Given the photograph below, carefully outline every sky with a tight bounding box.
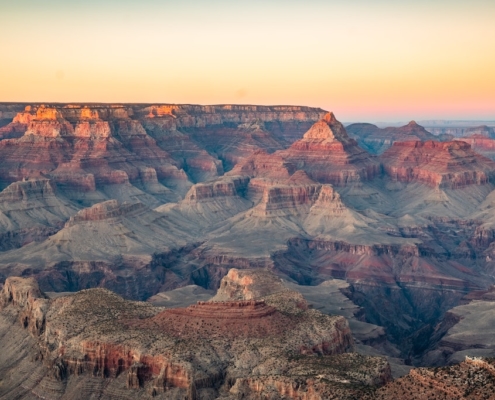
[0,0,494,122]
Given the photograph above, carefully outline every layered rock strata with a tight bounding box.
[0,178,78,250]
[347,121,448,154]
[0,200,196,298]
[0,105,190,203]
[0,273,393,399]
[277,113,380,185]
[380,140,495,188]
[458,135,495,161]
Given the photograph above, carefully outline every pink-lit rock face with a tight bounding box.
[5,102,495,382]
[0,104,190,201]
[380,140,495,188]
[458,135,495,161]
[277,113,380,185]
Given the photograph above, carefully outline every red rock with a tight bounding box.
[227,149,296,179]
[464,125,495,138]
[142,117,223,182]
[183,176,249,202]
[347,121,450,154]
[380,140,495,188]
[277,113,380,185]
[458,135,495,161]
[188,122,286,171]
[0,274,372,399]
[249,172,321,217]
[369,358,495,399]
[0,105,190,199]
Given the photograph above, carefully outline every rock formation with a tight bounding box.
[458,135,495,161]
[0,200,195,298]
[0,272,393,399]
[0,105,190,205]
[347,120,448,154]
[3,102,495,374]
[464,125,495,138]
[0,178,78,251]
[380,140,495,188]
[366,357,495,399]
[277,113,380,185]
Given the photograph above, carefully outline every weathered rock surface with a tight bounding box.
[347,121,449,154]
[277,113,380,185]
[0,178,79,251]
[0,200,196,298]
[419,285,495,366]
[187,121,286,171]
[4,103,495,373]
[464,125,495,138]
[366,357,495,399]
[0,105,190,205]
[380,140,495,188]
[458,135,495,161]
[0,273,392,399]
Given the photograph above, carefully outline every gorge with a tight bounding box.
[1,102,495,398]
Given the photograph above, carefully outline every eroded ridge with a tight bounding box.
[0,271,387,399]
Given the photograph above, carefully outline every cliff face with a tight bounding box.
[380,140,495,188]
[0,103,323,202]
[0,178,79,250]
[0,272,390,400]
[458,135,495,161]
[347,121,446,155]
[277,113,380,185]
[0,105,190,205]
[4,103,495,374]
[367,358,495,399]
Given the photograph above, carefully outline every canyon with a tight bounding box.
[1,103,495,398]
[0,270,392,399]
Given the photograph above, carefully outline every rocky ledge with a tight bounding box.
[380,140,495,188]
[0,270,393,399]
[277,113,380,185]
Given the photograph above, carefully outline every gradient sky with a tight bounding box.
[1,0,494,121]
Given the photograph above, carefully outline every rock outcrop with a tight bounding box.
[0,178,78,250]
[347,121,448,154]
[380,140,495,188]
[420,285,495,366]
[458,135,495,161]
[464,125,495,138]
[187,121,287,171]
[0,105,191,204]
[367,357,495,399]
[0,200,196,298]
[4,102,495,373]
[0,272,392,399]
[277,113,380,185]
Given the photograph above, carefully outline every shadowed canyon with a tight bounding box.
[1,103,495,399]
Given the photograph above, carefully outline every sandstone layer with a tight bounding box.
[0,178,78,251]
[346,121,449,154]
[458,135,495,161]
[380,140,495,188]
[277,113,380,185]
[0,273,393,399]
[3,103,495,370]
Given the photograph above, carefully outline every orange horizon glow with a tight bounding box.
[1,0,494,122]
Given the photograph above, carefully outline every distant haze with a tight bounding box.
[0,0,494,121]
